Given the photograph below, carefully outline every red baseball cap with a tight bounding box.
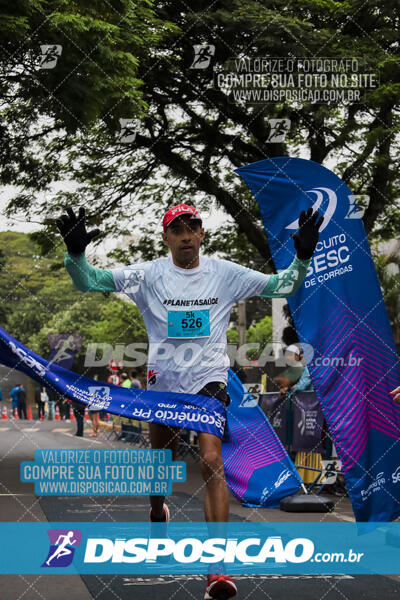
[162,203,202,232]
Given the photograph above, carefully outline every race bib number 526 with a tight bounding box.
[167,309,210,338]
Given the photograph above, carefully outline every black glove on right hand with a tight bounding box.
[56,207,100,255]
[292,207,324,260]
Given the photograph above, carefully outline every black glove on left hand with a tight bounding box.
[292,207,324,260]
[56,207,100,255]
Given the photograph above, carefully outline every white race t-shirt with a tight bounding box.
[111,256,269,394]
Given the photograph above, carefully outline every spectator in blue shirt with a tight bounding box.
[290,365,313,394]
[10,385,19,411]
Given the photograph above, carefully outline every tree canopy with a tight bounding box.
[0,0,398,270]
[0,232,147,369]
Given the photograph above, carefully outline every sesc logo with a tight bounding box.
[285,187,337,233]
[392,466,400,484]
[274,469,292,489]
[285,189,369,233]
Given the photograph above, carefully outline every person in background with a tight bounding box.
[119,371,137,429]
[65,399,71,421]
[233,366,247,384]
[88,406,101,437]
[46,387,57,420]
[16,384,27,419]
[40,387,49,418]
[35,386,45,420]
[10,385,19,414]
[288,357,313,396]
[107,359,121,385]
[120,372,132,388]
[274,344,304,394]
[71,399,85,436]
[88,378,102,437]
[129,371,142,389]
[60,396,71,421]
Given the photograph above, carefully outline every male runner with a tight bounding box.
[57,203,322,599]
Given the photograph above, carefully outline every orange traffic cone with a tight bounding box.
[55,405,61,421]
[13,407,18,419]
[40,410,45,421]
[1,405,8,420]
[27,405,33,420]
[84,408,90,421]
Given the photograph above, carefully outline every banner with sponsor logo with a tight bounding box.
[0,326,301,505]
[224,370,301,507]
[236,157,400,522]
[259,392,288,445]
[292,392,324,452]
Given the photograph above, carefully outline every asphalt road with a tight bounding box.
[0,418,398,600]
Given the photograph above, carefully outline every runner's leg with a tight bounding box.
[149,422,180,519]
[198,431,229,522]
[94,412,100,435]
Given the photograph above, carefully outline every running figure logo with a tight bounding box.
[190,44,215,69]
[42,529,82,567]
[266,118,291,143]
[39,45,62,69]
[345,194,370,219]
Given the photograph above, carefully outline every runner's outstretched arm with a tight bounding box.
[260,207,323,298]
[260,254,311,298]
[64,252,115,292]
[56,207,116,292]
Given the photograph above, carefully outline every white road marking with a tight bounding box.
[63,433,101,443]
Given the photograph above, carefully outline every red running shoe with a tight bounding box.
[204,574,237,599]
[149,503,170,522]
